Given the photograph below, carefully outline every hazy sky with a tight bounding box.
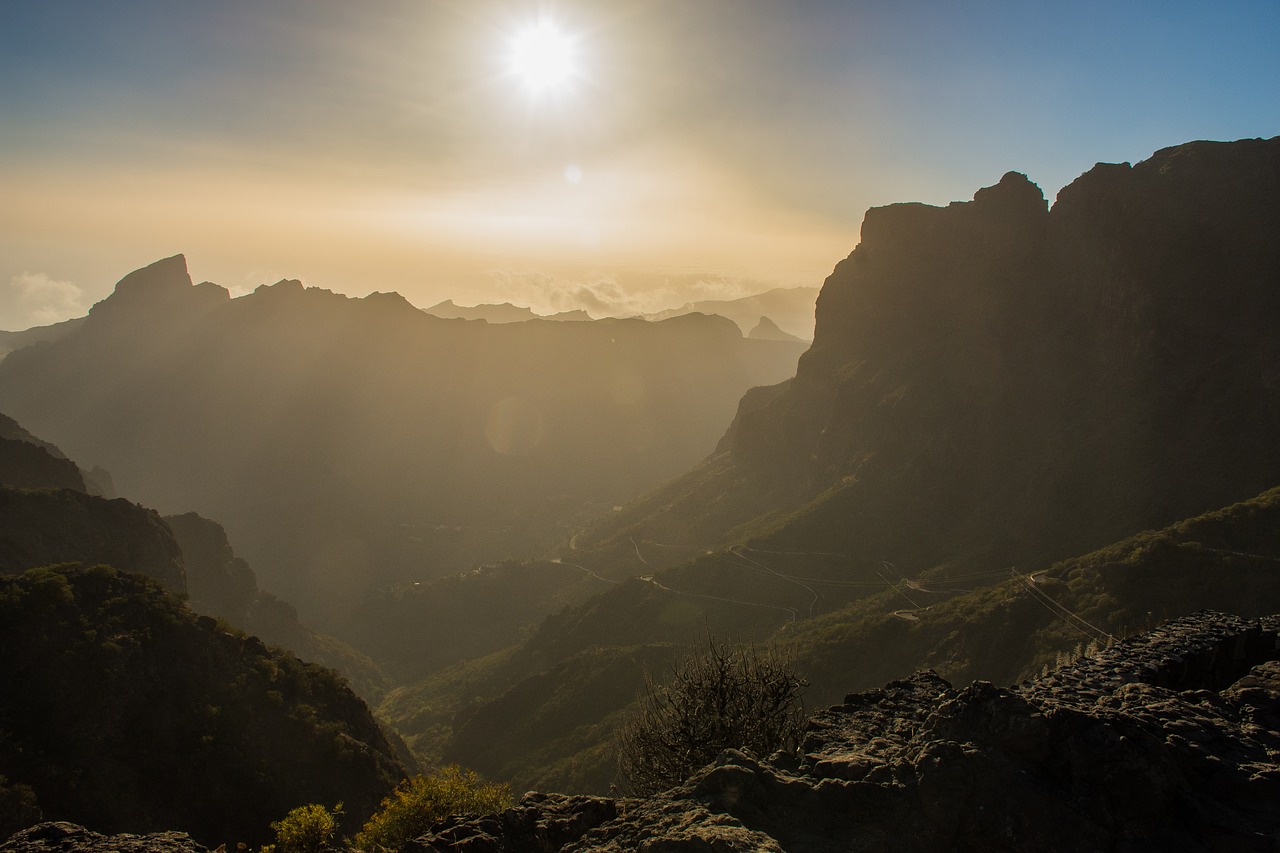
[2,0,1277,330]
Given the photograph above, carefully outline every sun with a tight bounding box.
[508,21,577,95]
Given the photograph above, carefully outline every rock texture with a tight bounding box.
[1,823,206,853]
[414,612,1280,852]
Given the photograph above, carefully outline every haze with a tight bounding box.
[1,0,1276,329]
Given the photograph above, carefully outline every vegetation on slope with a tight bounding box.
[0,564,404,847]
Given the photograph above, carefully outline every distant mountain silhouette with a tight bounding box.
[747,315,804,342]
[0,317,85,361]
[645,286,818,340]
[0,262,806,615]
[543,309,593,322]
[424,299,539,323]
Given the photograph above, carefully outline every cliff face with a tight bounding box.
[589,137,1280,575]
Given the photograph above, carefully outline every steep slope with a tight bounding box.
[0,414,387,700]
[0,259,806,615]
[164,512,390,699]
[0,489,186,592]
[0,440,85,492]
[0,565,405,847]
[578,137,1280,579]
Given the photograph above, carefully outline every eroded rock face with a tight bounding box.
[414,611,1280,852]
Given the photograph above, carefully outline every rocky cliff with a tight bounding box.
[579,137,1280,579]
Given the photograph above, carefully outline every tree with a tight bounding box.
[352,767,510,852]
[616,636,807,795]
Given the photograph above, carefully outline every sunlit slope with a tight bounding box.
[0,266,805,614]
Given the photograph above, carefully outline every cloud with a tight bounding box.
[1,272,88,330]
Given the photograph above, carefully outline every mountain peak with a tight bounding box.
[972,170,1047,215]
[88,254,227,322]
[747,315,804,342]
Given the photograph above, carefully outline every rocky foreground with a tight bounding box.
[6,611,1279,852]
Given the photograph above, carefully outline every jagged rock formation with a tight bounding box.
[0,565,405,847]
[410,612,1280,852]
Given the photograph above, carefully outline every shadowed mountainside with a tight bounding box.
[0,565,405,847]
[0,414,388,699]
[576,137,1280,585]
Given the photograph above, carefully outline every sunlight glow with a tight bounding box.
[509,21,577,95]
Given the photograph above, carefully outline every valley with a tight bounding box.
[2,135,1279,849]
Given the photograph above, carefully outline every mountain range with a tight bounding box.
[0,264,805,616]
[378,136,1280,791]
[0,136,1278,842]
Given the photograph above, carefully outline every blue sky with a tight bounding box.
[2,0,1277,328]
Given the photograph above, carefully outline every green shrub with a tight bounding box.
[262,803,342,853]
[353,767,509,852]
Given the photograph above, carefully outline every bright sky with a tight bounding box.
[1,0,1277,330]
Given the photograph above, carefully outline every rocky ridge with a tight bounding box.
[410,611,1280,852]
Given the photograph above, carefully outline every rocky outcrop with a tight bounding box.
[415,611,1280,852]
[1,823,206,853]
